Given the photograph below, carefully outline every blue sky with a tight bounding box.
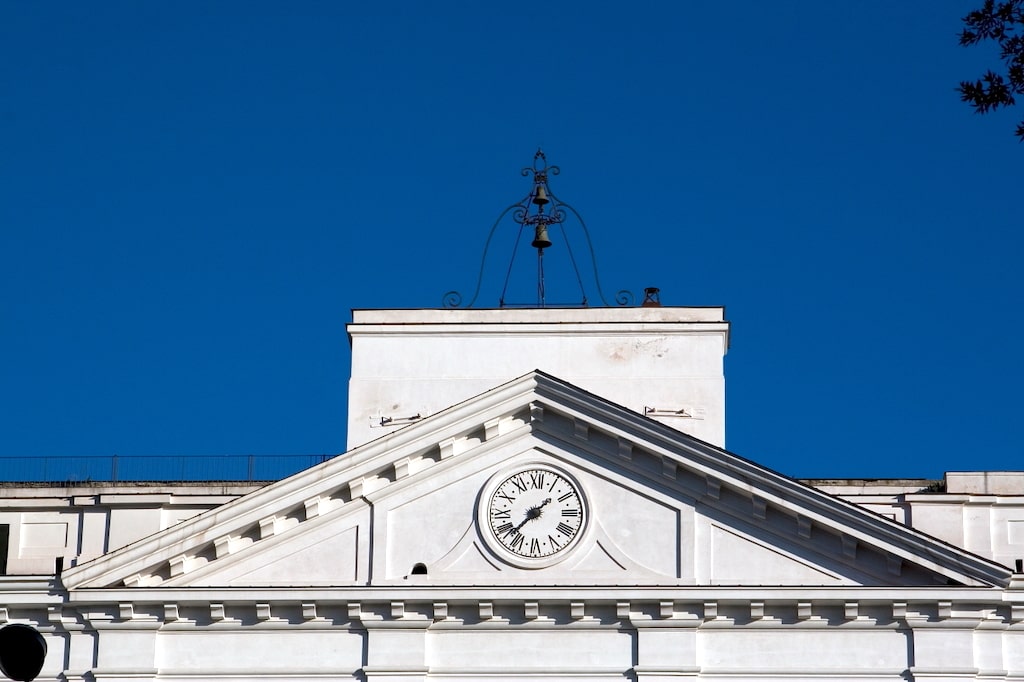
[1,1,1021,479]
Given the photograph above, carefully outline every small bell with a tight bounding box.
[531,223,552,249]
[532,185,550,206]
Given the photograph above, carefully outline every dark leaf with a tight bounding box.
[959,0,1024,139]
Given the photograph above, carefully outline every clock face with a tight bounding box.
[485,467,586,561]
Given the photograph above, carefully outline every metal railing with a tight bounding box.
[0,454,339,484]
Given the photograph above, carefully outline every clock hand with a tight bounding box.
[511,498,553,533]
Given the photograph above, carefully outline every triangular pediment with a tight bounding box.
[61,372,1012,591]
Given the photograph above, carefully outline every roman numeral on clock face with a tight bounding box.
[529,538,541,556]
[561,507,579,517]
[556,522,574,536]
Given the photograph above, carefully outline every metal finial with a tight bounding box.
[442,150,634,309]
[641,287,662,307]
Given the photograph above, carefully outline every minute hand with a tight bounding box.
[511,497,552,532]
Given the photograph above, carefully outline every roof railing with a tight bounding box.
[0,454,339,484]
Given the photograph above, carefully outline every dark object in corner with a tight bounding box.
[958,0,1024,140]
[0,624,46,681]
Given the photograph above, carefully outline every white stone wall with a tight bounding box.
[0,484,259,575]
[813,475,1024,572]
[1,475,1019,681]
[13,594,1023,682]
[347,307,730,450]
[2,475,1023,577]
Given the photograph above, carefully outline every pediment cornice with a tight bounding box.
[60,371,1014,591]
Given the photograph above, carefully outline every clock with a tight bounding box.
[481,465,587,565]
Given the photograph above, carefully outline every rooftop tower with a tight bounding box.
[346,152,729,449]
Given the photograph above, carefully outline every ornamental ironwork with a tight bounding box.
[442,150,633,308]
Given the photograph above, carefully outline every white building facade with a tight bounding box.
[2,306,1023,682]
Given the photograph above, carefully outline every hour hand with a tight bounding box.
[512,514,532,533]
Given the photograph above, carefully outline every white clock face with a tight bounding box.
[486,467,585,561]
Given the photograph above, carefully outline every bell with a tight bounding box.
[532,185,549,206]
[531,223,552,249]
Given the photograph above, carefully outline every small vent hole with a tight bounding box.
[411,563,428,575]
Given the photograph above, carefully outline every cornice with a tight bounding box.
[66,584,1009,603]
[348,322,730,337]
[60,371,1013,591]
[61,375,546,589]
[54,586,1022,634]
[528,373,1014,588]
